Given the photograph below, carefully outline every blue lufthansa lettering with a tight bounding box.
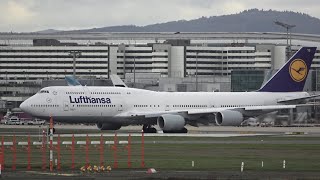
[106,98,111,103]
[69,96,75,103]
[92,98,96,103]
[101,98,106,103]
[69,96,111,104]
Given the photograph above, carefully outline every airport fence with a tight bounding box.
[0,133,146,172]
[1,130,320,172]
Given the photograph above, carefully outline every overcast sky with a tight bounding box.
[1,0,320,32]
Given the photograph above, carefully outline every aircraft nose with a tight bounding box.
[20,101,28,112]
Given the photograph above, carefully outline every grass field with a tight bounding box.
[1,134,320,173]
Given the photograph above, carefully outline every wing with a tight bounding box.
[116,104,306,119]
[115,103,320,128]
[115,109,188,119]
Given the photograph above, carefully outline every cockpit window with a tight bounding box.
[39,90,49,93]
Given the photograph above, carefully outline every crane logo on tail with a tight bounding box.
[289,59,307,82]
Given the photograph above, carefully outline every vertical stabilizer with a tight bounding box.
[258,47,316,92]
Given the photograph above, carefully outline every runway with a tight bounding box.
[1,124,320,146]
[1,124,320,136]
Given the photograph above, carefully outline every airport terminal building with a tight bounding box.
[1,32,320,123]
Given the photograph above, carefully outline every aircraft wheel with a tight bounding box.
[142,125,157,133]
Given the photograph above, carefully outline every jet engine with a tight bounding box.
[215,110,243,126]
[97,122,121,130]
[157,114,186,132]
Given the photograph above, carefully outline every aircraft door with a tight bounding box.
[117,98,125,112]
[63,101,69,111]
[165,105,169,111]
[118,104,123,112]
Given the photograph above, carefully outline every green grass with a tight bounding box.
[144,143,320,171]
[1,135,320,172]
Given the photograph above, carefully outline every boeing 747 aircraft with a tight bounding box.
[20,47,317,133]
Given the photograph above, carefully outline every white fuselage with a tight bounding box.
[20,86,309,125]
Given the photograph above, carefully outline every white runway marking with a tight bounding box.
[56,133,272,138]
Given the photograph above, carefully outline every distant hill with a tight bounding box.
[44,9,320,34]
[36,29,61,34]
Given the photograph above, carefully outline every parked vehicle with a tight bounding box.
[19,118,32,125]
[27,119,46,125]
[0,119,6,124]
[5,116,21,125]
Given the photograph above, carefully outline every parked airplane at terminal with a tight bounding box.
[65,74,127,87]
[20,47,318,133]
[65,75,82,86]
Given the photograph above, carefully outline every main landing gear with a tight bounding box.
[163,128,188,133]
[142,125,157,133]
[142,125,188,133]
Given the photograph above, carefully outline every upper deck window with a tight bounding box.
[39,90,49,93]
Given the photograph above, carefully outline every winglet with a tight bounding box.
[258,47,316,92]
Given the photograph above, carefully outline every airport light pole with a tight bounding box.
[23,71,25,95]
[123,49,126,79]
[89,70,92,86]
[69,51,82,77]
[5,71,7,94]
[226,50,229,76]
[195,52,198,92]
[133,56,136,88]
[221,51,224,76]
[274,20,296,60]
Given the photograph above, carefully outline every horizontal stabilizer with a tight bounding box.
[277,94,320,103]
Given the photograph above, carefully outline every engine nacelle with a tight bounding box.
[97,122,121,130]
[215,110,243,126]
[157,114,185,131]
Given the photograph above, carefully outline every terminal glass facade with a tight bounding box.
[231,70,265,92]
